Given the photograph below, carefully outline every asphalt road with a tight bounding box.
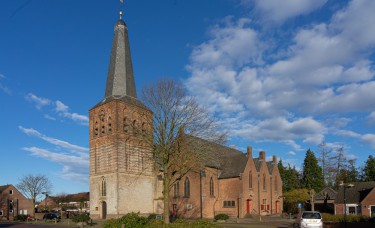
[0,222,70,228]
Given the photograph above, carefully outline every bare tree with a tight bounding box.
[317,142,334,186]
[16,174,53,217]
[141,79,226,223]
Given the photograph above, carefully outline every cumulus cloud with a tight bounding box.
[245,0,327,22]
[362,134,375,148]
[185,0,375,151]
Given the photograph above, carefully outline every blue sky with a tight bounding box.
[0,0,374,195]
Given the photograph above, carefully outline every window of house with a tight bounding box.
[184,178,190,198]
[274,178,277,191]
[263,174,266,190]
[249,171,252,189]
[9,200,13,212]
[209,177,214,196]
[101,177,106,196]
[223,201,235,207]
[173,181,180,198]
[9,190,13,195]
[0,210,3,216]
[348,206,356,215]
[261,199,267,211]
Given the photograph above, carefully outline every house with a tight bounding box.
[0,184,33,220]
[314,186,337,213]
[334,181,375,217]
[38,192,90,213]
[169,145,283,219]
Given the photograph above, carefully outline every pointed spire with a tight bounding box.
[104,11,137,98]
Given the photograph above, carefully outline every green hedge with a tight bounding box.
[72,214,91,223]
[214,214,229,221]
[104,212,217,228]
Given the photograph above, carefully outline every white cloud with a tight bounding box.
[362,134,375,148]
[55,100,89,126]
[335,130,361,138]
[248,0,327,22]
[287,151,296,156]
[22,147,88,183]
[368,112,375,124]
[185,0,375,152]
[19,126,88,153]
[0,73,11,95]
[25,93,51,109]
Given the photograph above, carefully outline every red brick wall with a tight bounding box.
[0,185,33,220]
[360,188,375,217]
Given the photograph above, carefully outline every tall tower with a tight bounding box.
[89,11,156,219]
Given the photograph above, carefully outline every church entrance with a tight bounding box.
[101,201,107,219]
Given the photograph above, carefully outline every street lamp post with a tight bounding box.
[341,183,354,225]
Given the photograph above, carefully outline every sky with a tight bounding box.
[0,0,374,195]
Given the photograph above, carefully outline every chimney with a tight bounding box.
[247,146,252,158]
[259,151,266,160]
[273,155,277,164]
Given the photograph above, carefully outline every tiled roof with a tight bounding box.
[266,161,275,174]
[0,185,10,193]
[315,187,337,200]
[253,158,263,172]
[335,181,375,204]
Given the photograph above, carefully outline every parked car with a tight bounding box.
[43,213,61,221]
[294,211,323,228]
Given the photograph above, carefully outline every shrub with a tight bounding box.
[214,214,229,221]
[104,212,148,228]
[147,213,157,220]
[14,214,28,221]
[72,214,90,223]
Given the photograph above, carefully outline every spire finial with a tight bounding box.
[119,0,124,20]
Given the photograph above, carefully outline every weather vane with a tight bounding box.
[119,0,124,20]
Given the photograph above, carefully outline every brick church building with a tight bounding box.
[89,11,283,220]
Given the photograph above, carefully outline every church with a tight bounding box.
[89,12,283,220]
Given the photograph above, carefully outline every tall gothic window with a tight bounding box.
[274,177,278,191]
[101,177,106,196]
[173,181,180,198]
[210,177,214,196]
[263,174,266,191]
[184,177,190,198]
[249,171,252,189]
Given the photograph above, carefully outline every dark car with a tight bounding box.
[43,213,61,221]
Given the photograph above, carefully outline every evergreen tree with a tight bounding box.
[278,159,301,192]
[301,149,324,192]
[363,155,375,181]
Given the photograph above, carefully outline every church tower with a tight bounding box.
[89,11,156,219]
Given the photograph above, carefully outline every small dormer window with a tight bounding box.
[9,190,13,195]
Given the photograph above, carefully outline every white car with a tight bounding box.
[296,211,323,228]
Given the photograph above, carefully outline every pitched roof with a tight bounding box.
[267,161,275,174]
[0,185,10,193]
[335,181,375,204]
[253,158,263,172]
[314,187,337,200]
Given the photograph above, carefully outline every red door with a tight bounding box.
[246,199,250,214]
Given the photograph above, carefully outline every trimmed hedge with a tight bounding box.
[214,214,229,221]
[72,214,91,223]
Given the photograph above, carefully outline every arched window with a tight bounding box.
[274,177,278,191]
[263,174,266,190]
[107,117,112,133]
[210,177,214,196]
[101,177,106,196]
[173,181,180,197]
[184,178,190,198]
[249,171,253,189]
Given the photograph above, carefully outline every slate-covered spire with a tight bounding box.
[105,11,137,98]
